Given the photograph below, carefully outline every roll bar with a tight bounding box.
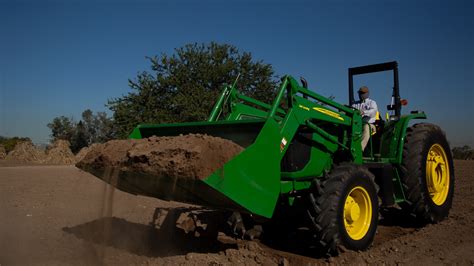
[348,61,401,119]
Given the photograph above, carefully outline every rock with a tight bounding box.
[279,257,289,266]
[245,225,263,240]
[245,242,260,252]
[185,253,193,260]
[176,213,197,234]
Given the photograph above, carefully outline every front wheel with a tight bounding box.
[307,163,379,256]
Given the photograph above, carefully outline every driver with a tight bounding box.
[352,86,378,151]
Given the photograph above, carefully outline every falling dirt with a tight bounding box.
[95,168,119,263]
[76,134,244,181]
[0,161,473,265]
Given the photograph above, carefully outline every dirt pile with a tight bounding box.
[4,140,76,165]
[77,134,244,180]
[75,144,98,162]
[5,141,46,163]
[44,140,76,165]
[0,145,6,159]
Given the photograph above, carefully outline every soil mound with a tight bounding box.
[5,141,46,163]
[0,145,6,159]
[77,134,244,180]
[44,140,76,165]
[75,144,98,163]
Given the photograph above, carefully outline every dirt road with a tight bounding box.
[1,161,473,265]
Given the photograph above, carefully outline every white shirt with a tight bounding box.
[352,98,378,124]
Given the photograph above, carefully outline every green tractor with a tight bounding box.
[82,61,454,255]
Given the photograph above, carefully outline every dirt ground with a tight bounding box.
[0,160,473,265]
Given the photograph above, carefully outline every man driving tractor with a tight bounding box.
[352,86,378,150]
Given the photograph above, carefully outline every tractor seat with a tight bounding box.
[370,112,385,158]
[373,111,384,134]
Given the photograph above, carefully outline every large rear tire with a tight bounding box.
[307,163,379,256]
[399,123,454,223]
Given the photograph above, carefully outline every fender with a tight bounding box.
[380,113,427,163]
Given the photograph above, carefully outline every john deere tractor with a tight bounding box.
[81,61,454,255]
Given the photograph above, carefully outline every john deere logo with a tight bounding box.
[298,104,310,111]
[313,107,344,121]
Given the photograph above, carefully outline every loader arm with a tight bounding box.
[199,76,364,218]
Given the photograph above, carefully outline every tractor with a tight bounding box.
[80,61,454,255]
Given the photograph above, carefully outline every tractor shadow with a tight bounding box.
[260,227,320,258]
[258,207,425,258]
[373,207,422,247]
[62,206,425,259]
[378,207,424,228]
[62,207,237,258]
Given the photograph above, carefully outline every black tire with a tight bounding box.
[307,163,379,256]
[399,123,455,223]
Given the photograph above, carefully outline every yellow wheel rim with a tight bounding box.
[343,186,372,240]
[426,144,450,206]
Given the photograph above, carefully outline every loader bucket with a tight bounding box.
[129,120,264,147]
[80,119,283,218]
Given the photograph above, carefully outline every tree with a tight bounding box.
[107,42,278,138]
[93,111,117,142]
[70,121,88,154]
[0,136,32,153]
[47,110,117,152]
[47,116,76,141]
[80,109,117,144]
[81,109,96,144]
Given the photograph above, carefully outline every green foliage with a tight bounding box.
[47,109,117,153]
[108,42,278,138]
[80,110,117,144]
[70,121,88,154]
[0,136,31,153]
[452,145,474,160]
[47,116,75,141]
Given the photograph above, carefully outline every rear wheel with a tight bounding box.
[399,123,454,223]
[307,163,378,256]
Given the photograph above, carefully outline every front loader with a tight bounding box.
[80,61,454,255]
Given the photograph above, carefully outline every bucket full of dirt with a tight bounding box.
[76,134,244,207]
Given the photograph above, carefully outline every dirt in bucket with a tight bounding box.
[76,134,244,180]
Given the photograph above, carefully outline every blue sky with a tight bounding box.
[0,0,473,146]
